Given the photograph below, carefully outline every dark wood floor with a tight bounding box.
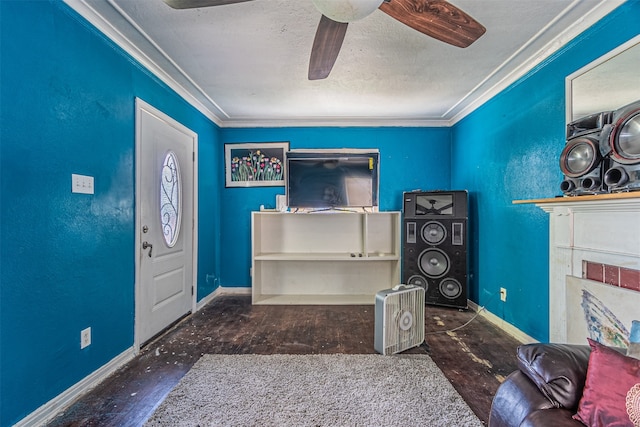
[47,294,522,426]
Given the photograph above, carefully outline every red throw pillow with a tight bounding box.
[573,339,640,427]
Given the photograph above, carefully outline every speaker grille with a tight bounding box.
[559,137,600,177]
[407,275,428,291]
[418,248,450,278]
[439,278,462,299]
[421,221,446,245]
[612,111,640,164]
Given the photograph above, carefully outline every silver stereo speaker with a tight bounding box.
[600,100,640,192]
[560,111,612,196]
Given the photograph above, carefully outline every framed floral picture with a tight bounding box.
[224,142,289,187]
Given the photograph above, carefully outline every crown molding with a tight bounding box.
[449,0,626,126]
[63,0,226,126]
[63,0,625,129]
[219,117,452,128]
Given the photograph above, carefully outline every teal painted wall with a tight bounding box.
[0,1,221,425]
[451,1,640,342]
[1,0,639,424]
[218,127,452,287]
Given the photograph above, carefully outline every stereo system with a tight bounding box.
[560,100,640,195]
[402,190,468,309]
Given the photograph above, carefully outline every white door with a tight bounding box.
[135,99,196,346]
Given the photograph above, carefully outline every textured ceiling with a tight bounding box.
[67,0,623,127]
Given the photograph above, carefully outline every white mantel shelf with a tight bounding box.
[513,192,640,207]
[514,192,640,342]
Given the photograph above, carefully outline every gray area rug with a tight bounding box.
[145,354,483,427]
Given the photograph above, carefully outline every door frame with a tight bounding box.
[134,98,198,352]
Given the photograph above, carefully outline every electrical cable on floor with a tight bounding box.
[425,306,486,335]
[424,291,499,336]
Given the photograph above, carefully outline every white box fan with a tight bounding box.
[374,284,425,355]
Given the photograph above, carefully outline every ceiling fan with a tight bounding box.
[163,0,486,80]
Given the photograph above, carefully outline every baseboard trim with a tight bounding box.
[196,288,219,311]
[197,286,251,310]
[15,347,136,427]
[20,287,251,426]
[216,286,252,295]
[468,300,538,344]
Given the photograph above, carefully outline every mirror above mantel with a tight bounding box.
[567,34,640,122]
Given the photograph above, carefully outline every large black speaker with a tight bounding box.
[402,190,468,309]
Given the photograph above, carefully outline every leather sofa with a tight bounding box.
[489,342,624,427]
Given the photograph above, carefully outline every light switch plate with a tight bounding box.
[72,174,94,194]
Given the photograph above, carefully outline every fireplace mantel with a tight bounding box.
[513,191,640,207]
[515,193,640,342]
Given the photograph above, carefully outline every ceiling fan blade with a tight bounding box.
[379,0,486,48]
[308,15,349,80]
[163,0,253,10]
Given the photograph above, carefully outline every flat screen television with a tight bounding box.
[286,150,379,211]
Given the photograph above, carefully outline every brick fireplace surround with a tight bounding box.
[583,260,640,292]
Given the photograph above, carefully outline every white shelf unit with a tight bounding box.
[251,211,401,305]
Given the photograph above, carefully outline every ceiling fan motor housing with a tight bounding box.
[311,0,384,22]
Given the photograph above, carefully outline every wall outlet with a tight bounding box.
[500,287,507,302]
[72,174,94,194]
[81,327,92,349]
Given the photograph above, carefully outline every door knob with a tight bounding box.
[142,241,153,257]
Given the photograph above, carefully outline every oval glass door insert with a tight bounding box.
[160,151,182,247]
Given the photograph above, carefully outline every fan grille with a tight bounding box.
[381,286,425,355]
